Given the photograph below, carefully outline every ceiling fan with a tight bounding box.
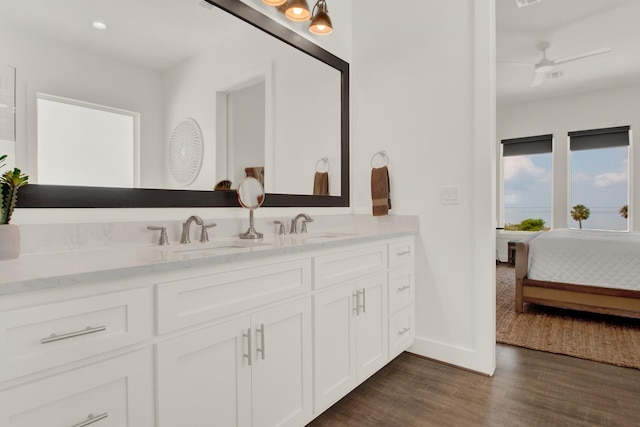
[506,41,612,87]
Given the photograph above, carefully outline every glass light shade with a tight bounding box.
[284,0,311,22]
[262,0,287,6]
[309,2,332,35]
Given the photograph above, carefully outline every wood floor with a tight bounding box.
[308,344,640,426]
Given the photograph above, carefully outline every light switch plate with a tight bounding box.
[440,185,460,205]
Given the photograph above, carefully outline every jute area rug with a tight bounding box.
[496,264,640,369]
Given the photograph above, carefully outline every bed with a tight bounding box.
[515,229,640,319]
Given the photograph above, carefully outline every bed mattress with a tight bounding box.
[527,228,640,290]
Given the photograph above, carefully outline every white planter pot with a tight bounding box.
[0,224,21,260]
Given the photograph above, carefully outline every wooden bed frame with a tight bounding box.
[514,233,640,319]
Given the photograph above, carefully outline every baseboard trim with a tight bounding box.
[408,336,495,375]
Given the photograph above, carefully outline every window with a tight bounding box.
[501,134,553,231]
[37,94,138,188]
[569,126,630,231]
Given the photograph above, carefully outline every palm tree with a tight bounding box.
[571,204,590,229]
[620,205,628,219]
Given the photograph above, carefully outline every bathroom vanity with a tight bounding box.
[0,220,416,426]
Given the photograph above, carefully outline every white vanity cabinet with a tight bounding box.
[313,244,391,413]
[156,297,312,427]
[0,230,416,427]
[154,255,313,427]
[387,239,416,358]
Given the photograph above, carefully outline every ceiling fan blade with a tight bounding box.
[554,47,611,65]
[531,71,545,87]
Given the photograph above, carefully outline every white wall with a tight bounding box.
[351,0,496,374]
[497,83,640,231]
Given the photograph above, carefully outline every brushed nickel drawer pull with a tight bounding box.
[243,328,252,366]
[396,250,411,257]
[71,412,108,427]
[397,285,411,292]
[256,323,266,360]
[358,288,366,314]
[41,325,107,344]
[398,327,411,336]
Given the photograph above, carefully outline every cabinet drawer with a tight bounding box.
[314,244,387,289]
[389,305,415,359]
[0,349,153,427]
[388,239,415,268]
[156,258,311,334]
[0,287,151,381]
[388,265,415,314]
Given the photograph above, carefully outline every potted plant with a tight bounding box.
[0,154,29,260]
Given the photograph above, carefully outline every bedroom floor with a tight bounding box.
[308,344,640,426]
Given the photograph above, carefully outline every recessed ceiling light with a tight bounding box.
[92,21,107,30]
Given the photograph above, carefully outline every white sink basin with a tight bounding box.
[172,241,271,254]
[299,232,355,241]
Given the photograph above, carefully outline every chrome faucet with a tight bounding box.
[290,213,313,234]
[180,215,204,244]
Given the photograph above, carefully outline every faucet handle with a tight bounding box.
[301,219,314,233]
[200,223,217,243]
[147,225,169,245]
[273,220,286,235]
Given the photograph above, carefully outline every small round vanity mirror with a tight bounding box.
[237,177,265,239]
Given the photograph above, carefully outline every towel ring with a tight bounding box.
[315,157,330,173]
[371,150,389,168]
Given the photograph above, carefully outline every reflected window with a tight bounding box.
[36,94,138,188]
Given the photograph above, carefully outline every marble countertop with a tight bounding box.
[2,222,418,295]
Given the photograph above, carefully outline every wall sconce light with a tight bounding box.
[284,0,311,22]
[309,0,332,35]
[262,0,287,6]
[269,0,333,35]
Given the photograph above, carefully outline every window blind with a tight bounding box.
[501,134,553,157]
[569,126,630,151]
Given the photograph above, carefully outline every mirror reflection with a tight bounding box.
[237,177,266,210]
[0,0,342,197]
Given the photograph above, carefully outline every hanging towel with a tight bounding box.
[245,166,265,187]
[313,171,329,195]
[371,166,391,216]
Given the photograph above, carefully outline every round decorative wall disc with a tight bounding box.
[168,118,204,185]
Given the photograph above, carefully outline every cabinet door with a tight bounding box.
[313,283,357,412]
[0,349,153,427]
[251,298,312,427]
[156,317,252,427]
[355,273,389,382]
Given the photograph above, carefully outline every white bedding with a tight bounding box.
[527,228,640,291]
